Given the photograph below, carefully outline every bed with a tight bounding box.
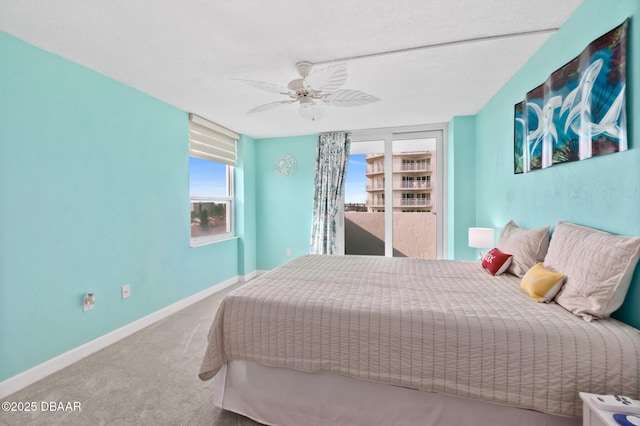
[199,222,640,425]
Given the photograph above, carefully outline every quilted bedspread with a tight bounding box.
[199,255,640,417]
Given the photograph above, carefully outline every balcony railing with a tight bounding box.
[398,181,431,189]
[399,164,432,172]
[366,165,385,174]
[366,183,384,190]
[367,199,385,207]
[400,199,432,207]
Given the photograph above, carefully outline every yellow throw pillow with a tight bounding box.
[521,263,566,303]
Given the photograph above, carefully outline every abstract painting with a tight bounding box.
[514,20,627,173]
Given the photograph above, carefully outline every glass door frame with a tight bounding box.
[343,124,448,259]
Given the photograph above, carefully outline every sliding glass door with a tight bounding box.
[390,137,437,258]
[341,126,446,258]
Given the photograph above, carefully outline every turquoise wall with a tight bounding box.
[254,135,318,270]
[470,0,640,327]
[0,32,241,382]
[236,135,257,276]
[447,116,478,261]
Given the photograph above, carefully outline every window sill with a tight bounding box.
[190,234,238,248]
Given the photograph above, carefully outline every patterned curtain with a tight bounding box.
[310,132,351,255]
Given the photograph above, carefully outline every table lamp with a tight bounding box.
[468,227,495,261]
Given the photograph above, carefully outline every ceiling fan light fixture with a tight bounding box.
[299,99,324,121]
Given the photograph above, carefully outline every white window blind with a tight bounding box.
[189,113,239,166]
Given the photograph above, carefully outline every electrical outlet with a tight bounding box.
[82,293,95,312]
[121,284,131,299]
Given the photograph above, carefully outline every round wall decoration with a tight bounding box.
[274,153,297,177]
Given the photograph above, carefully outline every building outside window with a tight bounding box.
[366,151,434,213]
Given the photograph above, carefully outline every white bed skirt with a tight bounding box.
[213,361,582,426]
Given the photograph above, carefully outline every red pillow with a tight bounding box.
[482,247,513,276]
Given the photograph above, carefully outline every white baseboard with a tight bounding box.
[239,270,269,282]
[239,270,258,282]
[0,275,242,399]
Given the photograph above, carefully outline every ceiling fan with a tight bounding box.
[236,61,381,121]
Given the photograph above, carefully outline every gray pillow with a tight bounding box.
[497,220,550,277]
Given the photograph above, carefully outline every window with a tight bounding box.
[190,158,233,244]
[188,114,238,246]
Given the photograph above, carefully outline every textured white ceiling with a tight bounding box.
[0,0,583,138]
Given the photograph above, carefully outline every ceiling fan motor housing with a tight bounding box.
[295,61,313,77]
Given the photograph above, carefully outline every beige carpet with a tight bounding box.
[0,283,264,426]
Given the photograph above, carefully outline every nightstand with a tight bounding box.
[580,392,623,426]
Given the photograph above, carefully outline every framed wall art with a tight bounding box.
[514,19,628,173]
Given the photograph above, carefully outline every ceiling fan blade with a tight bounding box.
[247,99,295,114]
[323,89,380,107]
[305,63,348,92]
[234,79,293,95]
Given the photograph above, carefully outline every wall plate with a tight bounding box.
[275,153,296,178]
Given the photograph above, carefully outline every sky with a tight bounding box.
[189,157,227,197]
[344,153,368,203]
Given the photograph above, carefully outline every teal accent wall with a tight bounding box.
[0,32,239,382]
[469,0,640,328]
[236,135,257,276]
[447,116,478,260]
[254,135,318,270]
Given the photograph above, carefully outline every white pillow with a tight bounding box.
[545,221,640,321]
[497,220,550,277]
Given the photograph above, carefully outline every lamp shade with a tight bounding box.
[468,227,494,249]
[299,98,325,121]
